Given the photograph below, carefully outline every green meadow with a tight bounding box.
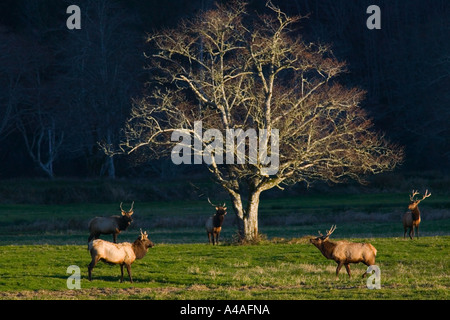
[0,237,448,299]
[0,190,449,300]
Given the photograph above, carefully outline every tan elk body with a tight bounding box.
[310,225,377,278]
[403,190,431,239]
[88,230,153,282]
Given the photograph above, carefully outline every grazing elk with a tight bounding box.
[310,225,377,278]
[403,189,431,239]
[88,201,134,244]
[205,198,227,245]
[88,229,154,282]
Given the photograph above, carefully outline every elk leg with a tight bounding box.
[126,264,133,283]
[113,233,118,243]
[344,264,351,278]
[416,226,419,239]
[120,264,124,282]
[88,256,99,281]
[361,262,369,278]
[207,232,212,244]
[215,232,220,245]
[336,262,343,278]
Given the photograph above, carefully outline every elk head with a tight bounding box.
[310,225,336,246]
[138,229,154,249]
[207,197,227,216]
[120,201,134,217]
[408,190,431,211]
[120,201,134,227]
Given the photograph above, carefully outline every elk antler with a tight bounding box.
[326,225,337,238]
[208,197,224,207]
[418,189,431,203]
[120,201,134,212]
[409,190,420,202]
[318,225,336,239]
[410,190,431,203]
[207,197,226,209]
[207,197,215,207]
[139,228,148,239]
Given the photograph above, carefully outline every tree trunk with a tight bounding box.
[244,190,260,241]
[228,191,244,239]
[229,188,261,242]
[106,155,116,179]
[103,130,116,179]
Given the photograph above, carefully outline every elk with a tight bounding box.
[88,229,154,282]
[88,201,134,244]
[403,189,431,239]
[205,198,227,245]
[310,225,377,278]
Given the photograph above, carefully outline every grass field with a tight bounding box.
[0,191,449,300]
[0,237,448,300]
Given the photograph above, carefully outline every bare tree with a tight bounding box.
[4,1,67,179]
[0,22,64,178]
[0,27,28,140]
[14,38,65,179]
[62,0,142,178]
[106,1,403,240]
[17,114,64,179]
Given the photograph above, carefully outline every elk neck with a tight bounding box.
[132,239,149,259]
[213,213,225,228]
[317,240,337,259]
[410,206,421,221]
[118,215,132,230]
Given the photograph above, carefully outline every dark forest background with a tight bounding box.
[0,0,449,181]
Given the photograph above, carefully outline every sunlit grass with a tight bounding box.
[0,236,448,299]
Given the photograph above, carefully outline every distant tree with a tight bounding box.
[0,27,27,140]
[62,0,142,178]
[105,1,403,241]
[4,0,67,178]
[0,24,65,178]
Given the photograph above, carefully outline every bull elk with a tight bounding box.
[403,189,431,239]
[88,229,154,283]
[310,225,377,278]
[205,198,227,245]
[88,201,134,244]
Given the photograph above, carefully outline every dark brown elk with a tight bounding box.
[403,189,431,239]
[88,201,134,243]
[88,229,154,282]
[205,198,227,245]
[310,225,377,278]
